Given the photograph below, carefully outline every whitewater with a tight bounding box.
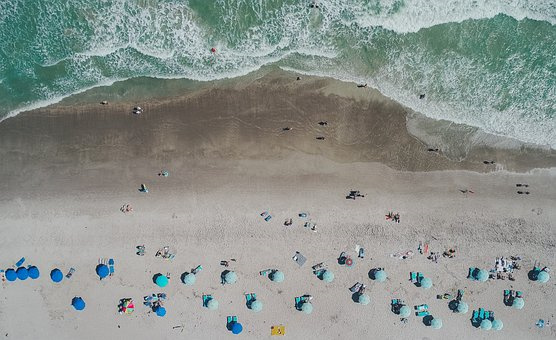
[0,0,554,147]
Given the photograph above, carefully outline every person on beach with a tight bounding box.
[357,83,367,88]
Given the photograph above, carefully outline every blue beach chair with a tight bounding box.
[109,259,115,276]
[203,294,213,307]
[416,311,430,317]
[479,308,485,320]
[468,267,477,280]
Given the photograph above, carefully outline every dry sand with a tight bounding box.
[0,72,554,340]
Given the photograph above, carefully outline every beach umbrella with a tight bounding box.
[492,319,503,330]
[250,300,263,312]
[431,318,443,329]
[96,264,109,279]
[155,306,166,317]
[358,294,370,306]
[420,277,432,289]
[231,322,243,334]
[16,267,29,280]
[224,271,237,284]
[399,305,411,318]
[155,274,169,287]
[50,269,63,283]
[512,297,524,309]
[476,269,489,282]
[480,319,492,330]
[270,271,284,283]
[122,300,135,314]
[5,269,17,282]
[321,270,334,283]
[183,273,196,285]
[28,266,40,279]
[301,302,313,314]
[374,270,387,282]
[72,297,86,311]
[456,301,469,314]
[537,271,549,283]
[207,299,219,310]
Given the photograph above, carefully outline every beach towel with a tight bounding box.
[292,252,307,267]
[271,325,285,336]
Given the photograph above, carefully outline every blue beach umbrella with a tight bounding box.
[96,264,109,279]
[183,273,196,285]
[492,319,503,330]
[155,306,166,317]
[155,274,169,287]
[250,300,263,312]
[476,269,489,282]
[512,297,524,309]
[224,271,237,284]
[231,322,243,334]
[431,318,443,329]
[270,271,284,283]
[374,270,387,282]
[72,297,86,311]
[358,294,370,305]
[50,269,63,283]
[5,269,17,282]
[301,302,313,314]
[480,319,492,330]
[456,301,469,314]
[28,266,40,279]
[207,299,219,310]
[16,267,29,280]
[399,305,411,317]
[321,270,334,283]
[420,277,432,289]
[537,271,549,283]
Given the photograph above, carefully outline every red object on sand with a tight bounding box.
[345,258,353,267]
[211,47,216,53]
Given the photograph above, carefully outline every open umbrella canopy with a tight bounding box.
[155,274,169,287]
[96,264,109,279]
[475,269,489,282]
[456,301,469,314]
[420,277,432,289]
[16,267,29,280]
[431,318,443,329]
[399,305,411,317]
[358,294,370,305]
[231,322,243,334]
[512,297,524,309]
[492,319,503,330]
[480,319,492,330]
[321,270,334,283]
[183,273,196,285]
[28,266,40,279]
[5,269,17,281]
[50,269,63,283]
[155,306,166,317]
[224,271,237,284]
[270,271,284,283]
[301,302,313,314]
[374,270,387,282]
[122,300,135,314]
[250,300,263,312]
[72,297,86,311]
[207,299,219,310]
[537,271,550,283]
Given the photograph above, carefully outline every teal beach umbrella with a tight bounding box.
[399,305,411,317]
[512,297,524,309]
[321,270,334,283]
[183,273,196,285]
[476,269,489,282]
[492,319,503,330]
[431,318,443,329]
[155,274,168,287]
[456,301,469,314]
[270,271,284,283]
[537,271,549,283]
[250,300,263,312]
[480,319,492,330]
[207,299,219,310]
[358,294,370,305]
[301,302,313,314]
[224,271,237,284]
[420,277,432,289]
[374,270,387,282]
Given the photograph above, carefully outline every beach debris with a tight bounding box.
[155,246,175,260]
[271,325,286,336]
[292,251,307,267]
[120,204,133,213]
[139,184,148,193]
[118,298,135,314]
[136,245,145,256]
[390,250,414,260]
[385,211,400,223]
[346,190,365,200]
[260,211,272,222]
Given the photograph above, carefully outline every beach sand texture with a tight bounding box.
[0,73,555,339]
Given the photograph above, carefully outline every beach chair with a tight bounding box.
[472,310,479,323]
[15,257,25,267]
[192,265,203,275]
[410,272,417,283]
[109,259,115,276]
[295,297,302,309]
[484,310,490,320]
[416,311,429,317]
[350,282,363,293]
[478,308,485,320]
[260,269,271,277]
[66,268,75,279]
[202,294,213,307]
[488,311,494,321]
[457,289,464,301]
[504,290,510,304]
[391,299,399,306]
[417,273,424,284]
[468,267,476,280]
[265,215,272,222]
[246,293,257,306]
[516,291,523,298]
[414,304,428,311]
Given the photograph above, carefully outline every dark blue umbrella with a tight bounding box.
[231,322,243,334]
[16,267,29,280]
[156,306,166,317]
[50,269,63,283]
[72,297,86,311]
[28,266,40,279]
[5,269,17,281]
[96,264,109,279]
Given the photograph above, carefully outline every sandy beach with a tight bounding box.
[0,71,554,340]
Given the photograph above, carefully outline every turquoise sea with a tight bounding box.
[0,0,554,147]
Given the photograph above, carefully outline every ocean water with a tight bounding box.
[0,0,554,147]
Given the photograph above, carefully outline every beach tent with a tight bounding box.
[224,271,237,284]
[358,294,370,305]
[155,274,169,287]
[96,264,109,279]
[480,319,492,330]
[431,318,443,329]
[537,271,549,283]
[72,297,86,311]
[5,269,17,282]
[155,306,166,317]
[321,270,334,283]
[512,297,524,309]
[250,300,263,312]
[476,269,489,282]
[374,270,387,282]
[270,271,284,283]
[399,305,411,318]
[16,267,29,280]
[231,322,243,334]
[492,319,503,330]
[301,302,313,314]
[28,266,40,279]
[50,269,63,283]
[183,273,196,285]
[456,301,469,314]
[207,299,219,310]
[420,277,432,289]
